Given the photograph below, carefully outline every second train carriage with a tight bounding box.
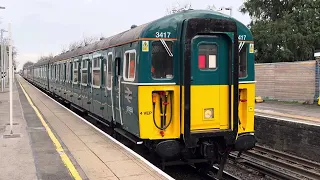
[23,9,256,175]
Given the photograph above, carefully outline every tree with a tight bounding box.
[22,61,34,69]
[61,45,68,53]
[2,37,18,66]
[65,35,100,52]
[82,36,99,46]
[68,40,83,51]
[241,0,320,63]
[37,53,54,63]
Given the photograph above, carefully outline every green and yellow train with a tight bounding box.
[23,9,256,175]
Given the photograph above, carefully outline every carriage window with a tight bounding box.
[50,65,52,79]
[151,41,173,79]
[60,64,64,81]
[73,61,78,83]
[54,65,56,79]
[55,65,58,80]
[93,57,100,68]
[106,54,112,89]
[124,51,136,81]
[92,57,101,87]
[66,62,69,82]
[55,64,57,80]
[63,63,66,81]
[198,44,217,70]
[239,43,248,78]
[68,61,72,82]
[81,59,88,84]
[58,64,61,80]
[53,65,55,79]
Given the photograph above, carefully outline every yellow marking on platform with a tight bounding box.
[255,109,320,122]
[18,81,82,180]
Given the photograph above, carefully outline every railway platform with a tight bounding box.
[255,101,320,125]
[0,76,172,180]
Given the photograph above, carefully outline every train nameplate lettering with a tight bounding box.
[238,35,246,41]
[155,32,171,38]
[139,111,152,115]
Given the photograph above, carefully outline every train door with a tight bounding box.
[112,57,122,125]
[190,35,230,131]
[83,58,91,111]
[103,52,113,122]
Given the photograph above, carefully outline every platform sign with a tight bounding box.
[142,41,149,52]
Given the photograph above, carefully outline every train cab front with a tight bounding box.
[181,17,256,166]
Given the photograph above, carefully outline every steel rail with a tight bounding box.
[229,153,298,180]
[193,164,242,180]
[229,145,320,180]
[254,145,320,170]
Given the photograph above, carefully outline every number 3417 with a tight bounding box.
[155,32,171,38]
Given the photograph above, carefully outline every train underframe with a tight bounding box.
[24,78,256,179]
[144,131,256,176]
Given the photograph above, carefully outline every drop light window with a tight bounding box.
[198,44,217,70]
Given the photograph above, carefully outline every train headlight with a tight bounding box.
[204,108,214,119]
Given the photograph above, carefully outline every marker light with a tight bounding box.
[204,108,214,119]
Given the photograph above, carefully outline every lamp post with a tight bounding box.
[0,6,5,91]
[1,29,7,91]
[8,23,13,134]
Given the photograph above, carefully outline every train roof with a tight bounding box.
[32,9,252,67]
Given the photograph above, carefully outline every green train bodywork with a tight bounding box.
[23,10,256,176]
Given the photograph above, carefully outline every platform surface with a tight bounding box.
[255,101,320,125]
[3,76,171,180]
[0,81,39,180]
[1,78,73,180]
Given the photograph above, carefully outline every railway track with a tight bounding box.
[206,165,242,180]
[230,145,320,180]
[165,163,241,180]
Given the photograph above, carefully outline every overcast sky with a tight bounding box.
[0,0,251,70]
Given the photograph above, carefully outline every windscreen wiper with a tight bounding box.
[160,39,173,57]
[239,41,245,52]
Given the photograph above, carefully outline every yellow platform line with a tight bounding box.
[255,109,320,122]
[18,81,82,180]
